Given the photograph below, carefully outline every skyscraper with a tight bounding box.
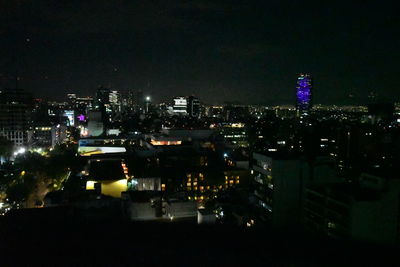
[187,96,200,118]
[296,74,312,114]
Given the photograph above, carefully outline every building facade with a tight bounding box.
[296,74,312,115]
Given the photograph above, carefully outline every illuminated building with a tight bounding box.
[84,159,129,198]
[127,177,162,191]
[87,111,104,137]
[30,125,67,148]
[185,172,221,201]
[64,110,75,126]
[219,123,249,148]
[144,96,151,113]
[109,90,119,105]
[78,137,132,156]
[296,74,312,115]
[184,170,247,201]
[173,97,188,115]
[74,96,93,121]
[94,87,122,124]
[150,139,182,146]
[206,105,223,118]
[120,90,135,114]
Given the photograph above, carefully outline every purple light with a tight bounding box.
[296,74,312,111]
[78,114,86,121]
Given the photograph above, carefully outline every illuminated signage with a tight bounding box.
[77,114,86,121]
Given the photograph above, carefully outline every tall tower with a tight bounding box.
[187,96,200,118]
[296,74,312,115]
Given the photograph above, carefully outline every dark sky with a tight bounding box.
[0,0,399,105]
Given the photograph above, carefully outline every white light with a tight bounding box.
[13,147,26,156]
[146,96,150,101]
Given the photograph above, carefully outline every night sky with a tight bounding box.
[0,0,399,105]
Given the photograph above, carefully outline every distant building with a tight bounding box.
[0,88,33,146]
[67,93,77,105]
[296,74,312,115]
[84,159,129,198]
[187,96,200,118]
[30,125,67,148]
[223,105,249,121]
[78,137,130,156]
[94,87,121,124]
[120,90,135,114]
[218,123,249,148]
[74,96,93,120]
[173,97,188,115]
[87,111,104,137]
[367,102,395,124]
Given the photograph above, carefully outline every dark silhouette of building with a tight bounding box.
[187,96,200,118]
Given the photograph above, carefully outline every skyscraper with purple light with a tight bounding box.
[296,74,312,114]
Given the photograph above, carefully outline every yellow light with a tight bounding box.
[21,171,26,176]
[86,180,95,190]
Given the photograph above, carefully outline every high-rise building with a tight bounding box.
[0,88,33,146]
[173,97,188,115]
[251,152,303,229]
[296,74,312,114]
[187,96,200,118]
[135,90,144,112]
[67,93,77,106]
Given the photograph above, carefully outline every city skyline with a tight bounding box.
[1,1,399,105]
